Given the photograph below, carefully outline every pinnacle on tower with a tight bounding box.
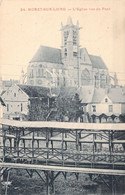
[61,22,63,28]
[76,20,79,27]
[67,16,73,25]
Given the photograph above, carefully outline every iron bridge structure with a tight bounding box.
[0,119,125,195]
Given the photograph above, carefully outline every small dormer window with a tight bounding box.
[105,98,108,102]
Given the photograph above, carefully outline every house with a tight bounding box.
[87,87,125,123]
[26,17,114,89]
[0,96,6,119]
[1,84,56,121]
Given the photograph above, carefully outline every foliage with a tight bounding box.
[56,92,84,122]
[28,91,84,122]
[28,98,52,121]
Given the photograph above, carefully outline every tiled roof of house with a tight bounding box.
[92,88,125,103]
[108,88,125,103]
[30,46,62,64]
[89,55,108,70]
[18,85,51,98]
[91,88,106,103]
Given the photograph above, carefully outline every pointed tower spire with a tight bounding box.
[61,22,63,28]
[76,20,79,27]
[67,16,73,25]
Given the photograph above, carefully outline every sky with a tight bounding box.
[0,0,125,85]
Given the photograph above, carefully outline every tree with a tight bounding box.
[56,92,84,122]
[27,89,84,122]
[28,98,54,121]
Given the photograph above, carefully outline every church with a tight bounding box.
[26,17,110,89]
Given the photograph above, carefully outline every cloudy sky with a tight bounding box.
[0,0,125,84]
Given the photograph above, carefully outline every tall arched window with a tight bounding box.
[100,73,106,88]
[37,67,44,78]
[95,72,99,88]
[81,69,90,85]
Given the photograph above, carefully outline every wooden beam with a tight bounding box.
[1,119,125,131]
[0,163,125,176]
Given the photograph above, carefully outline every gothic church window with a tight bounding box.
[95,73,99,88]
[64,31,69,45]
[73,30,77,45]
[64,48,67,56]
[37,68,44,78]
[100,73,106,88]
[73,52,77,57]
[30,69,34,78]
[81,69,90,85]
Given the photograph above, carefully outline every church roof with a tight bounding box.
[89,55,108,69]
[30,46,62,64]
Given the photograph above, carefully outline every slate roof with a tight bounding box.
[89,55,108,70]
[92,88,125,103]
[58,87,78,98]
[108,88,125,103]
[91,88,106,103]
[78,86,95,103]
[30,46,62,64]
[18,85,51,98]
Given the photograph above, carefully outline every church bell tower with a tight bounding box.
[61,17,81,67]
[60,17,81,86]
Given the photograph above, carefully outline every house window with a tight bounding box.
[14,93,16,97]
[7,104,9,112]
[92,105,96,112]
[105,98,108,103]
[21,103,23,112]
[109,105,113,112]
